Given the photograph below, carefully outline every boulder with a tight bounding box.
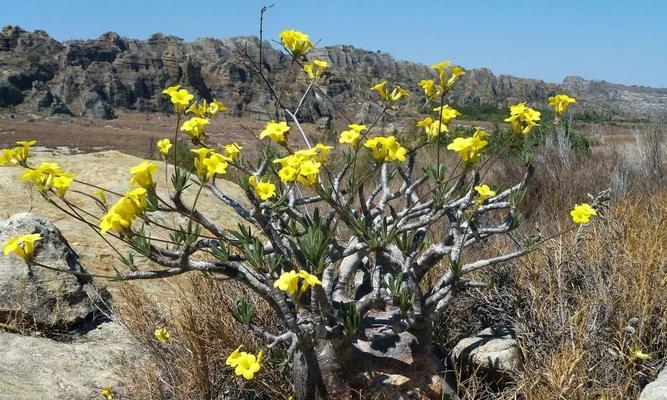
[0,213,109,331]
[640,367,667,400]
[451,327,521,382]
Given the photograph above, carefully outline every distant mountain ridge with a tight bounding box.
[1,25,665,122]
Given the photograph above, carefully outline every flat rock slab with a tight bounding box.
[0,321,138,399]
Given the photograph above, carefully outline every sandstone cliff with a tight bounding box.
[1,25,665,122]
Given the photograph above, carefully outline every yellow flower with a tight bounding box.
[433,105,461,125]
[226,345,244,367]
[154,327,170,343]
[1,140,37,166]
[100,386,114,400]
[233,350,263,380]
[431,61,465,89]
[21,162,75,194]
[99,188,147,235]
[157,138,172,156]
[3,233,42,262]
[252,178,277,201]
[192,151,210,182]
[314,59,328,69]
[474,184,496,204]
[303,63,315,80]
[129,161,158,189]
[303,59,329,80]
[163,87,194,111]
[278,165,299,183]
[548,94,576,116]
[273,145,329,185]
[473,127,489,140]
[570,203,597,224]
[417,106,460,139]
[389,85,410,102]
[181,117,210,140]
[99,209,132,235]
[260,120,290,144]
[280,29,314,56]
[161,85,180,95]
[224,143,242,159]
[0,148,16,165]
[419,79,437,100]
[94,189,107,205]
[13,140,36,165]
[447,66,466,88]
[446,132,488,163]
[431,60,451,84]
[203,152,231,179]
[208,99,227,115]
[298,270,322,292]
[186,100,208,118]
[338,123,367,146]
[53,175,74,197]
[339,129,361,146]
[274,269,322,295]
[312,143,334,162]
[274,270,301,295]
[125,187,148,209]
[296,159,321,186]
[191,149,230,181]
[364,135,407,163]
[371,81,388,99]
[371,81,410,103]
[348,123,367,133]
[504,102,541,136]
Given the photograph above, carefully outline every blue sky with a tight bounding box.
[3,0,667,87]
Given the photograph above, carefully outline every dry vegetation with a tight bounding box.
[109,119,666,399]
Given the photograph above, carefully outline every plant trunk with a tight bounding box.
[293,309,459,400]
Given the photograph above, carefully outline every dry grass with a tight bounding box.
[116,276,292,399]
[506,191,667,399]
[430,126,667,399]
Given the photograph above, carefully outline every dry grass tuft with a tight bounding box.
[508,192,667,399]
[116,275,292,399]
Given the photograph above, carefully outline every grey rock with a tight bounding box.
[0,77,23,106]
[81,90,115,119]
[0,213,109,331]
[640,367,667,400]
[29,80,53,110]
[451,327,521,382]
[49,96,72,116]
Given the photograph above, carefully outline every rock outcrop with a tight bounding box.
[0,213,109,330]
[1,25,666,121]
